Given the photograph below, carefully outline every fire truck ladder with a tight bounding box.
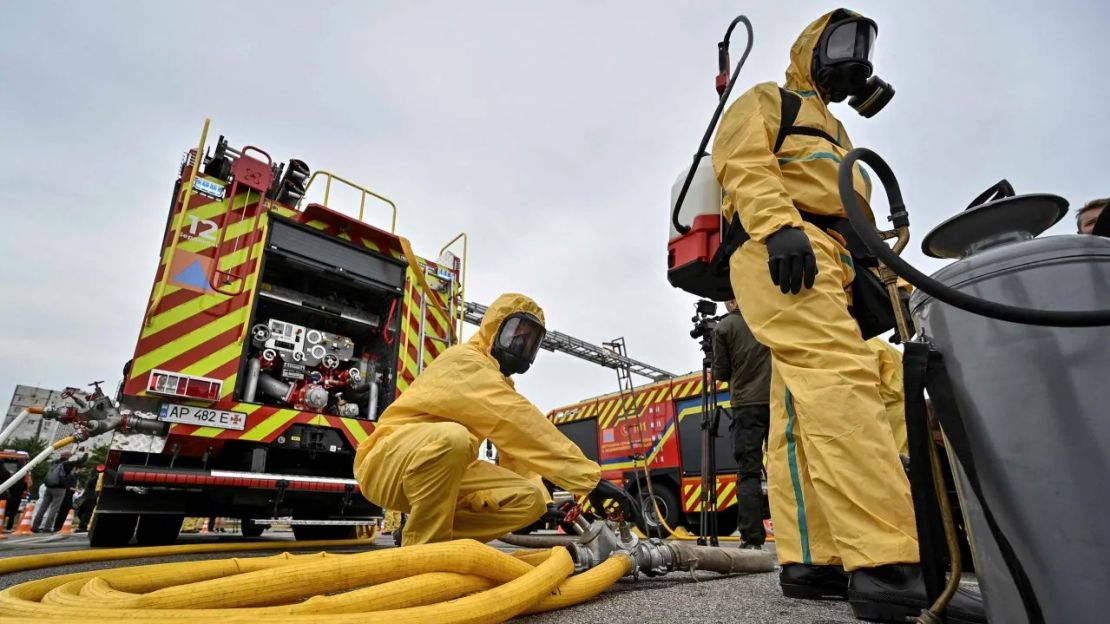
[206,142,274,296]
[462,303,675,381]
[601,338,649,458]
[411,233,467,373]
[603,337,662,537]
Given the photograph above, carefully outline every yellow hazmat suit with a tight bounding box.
[711,10,918,571]
[868,337,908,456]
[354,293,601,545]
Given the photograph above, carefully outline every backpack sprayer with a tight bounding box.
[666,16,754,302]
[837,148,1110,624]
[658,14,755,546]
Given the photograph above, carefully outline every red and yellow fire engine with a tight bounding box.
[95,119,465,546]
[547,372,762,536]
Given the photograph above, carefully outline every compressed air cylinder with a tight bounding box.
[910,198,1110,624]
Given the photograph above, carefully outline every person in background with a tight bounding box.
[52,462,85,532]
[73,469,99,532]
[0,461,27,531]
[33,450,86,532]
[867,337,908,457]
[1077,198,1107,235]
[712,299,772,550]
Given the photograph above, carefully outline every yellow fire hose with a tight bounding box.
[0,539,632,624]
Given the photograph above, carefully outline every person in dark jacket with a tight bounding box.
[0,462,26,531]
[73,470,99,532]
[712,299,772,549]
[33,450,86,532]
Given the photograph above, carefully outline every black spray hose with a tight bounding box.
[671,15,753,236]
[837,148,1110,327]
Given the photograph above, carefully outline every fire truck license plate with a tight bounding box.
[159,404,246,431]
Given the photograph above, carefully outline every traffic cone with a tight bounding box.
[0,500,7,539]
[13,501,36,536]
[59,509,76,535]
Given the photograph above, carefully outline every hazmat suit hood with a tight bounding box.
[469,292,546,371]
[785,9,866,96]
[353,289,600,517]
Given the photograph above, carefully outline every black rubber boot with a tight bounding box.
[848,564,986,624]
[780,564,849,600]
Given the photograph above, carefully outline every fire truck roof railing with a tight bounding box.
[304,170,398,232]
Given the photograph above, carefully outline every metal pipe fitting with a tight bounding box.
[565,520,774,577]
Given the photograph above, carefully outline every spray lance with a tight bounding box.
[672,15,753,235]
[666,16,754,302]
[0,382,166,496]
[836,148,1110,624]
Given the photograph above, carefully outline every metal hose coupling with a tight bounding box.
[564,519,773,578]
[41,384,169,438]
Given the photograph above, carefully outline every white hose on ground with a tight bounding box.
[0,408,40,447]
[0,436,76,496]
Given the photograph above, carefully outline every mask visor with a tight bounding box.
[496,314,546,365]
[824,18,877,62]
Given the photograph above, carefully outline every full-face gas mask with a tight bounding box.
[491,312,546,376]
[812,13,894,118]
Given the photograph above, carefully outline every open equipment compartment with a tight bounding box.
[236,216,406,421]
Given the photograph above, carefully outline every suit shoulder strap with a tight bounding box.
[774,87,802,153]
[774,87,843,152]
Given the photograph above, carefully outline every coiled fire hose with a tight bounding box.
[0,540,615,623]
[0,523,772,623]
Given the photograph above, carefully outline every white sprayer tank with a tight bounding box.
[669,158,722,241]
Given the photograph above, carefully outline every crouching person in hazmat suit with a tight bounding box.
[354,293,640,545]
[711,9,983,623]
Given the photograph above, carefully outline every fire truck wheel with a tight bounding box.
[636,482,682,535]
[292,523,356,541]
[135,514,184,546]
[87,512,138,547]
[240,518,265,538]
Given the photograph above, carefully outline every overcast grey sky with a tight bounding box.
[2,1,1108,414]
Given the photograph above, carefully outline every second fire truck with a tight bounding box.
[547,372,761,537]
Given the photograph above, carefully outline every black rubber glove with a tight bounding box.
[765,226,818,294]
[588,480,643,524]
[539,503,565,524]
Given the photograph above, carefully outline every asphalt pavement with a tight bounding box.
[0,531,877,623]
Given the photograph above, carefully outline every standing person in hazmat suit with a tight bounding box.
[354,293,640,546]
[711,9,983,623]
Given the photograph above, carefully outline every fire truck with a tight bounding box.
[547,372,755,536]
[93,119,465,547]
[549,360,970,564]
